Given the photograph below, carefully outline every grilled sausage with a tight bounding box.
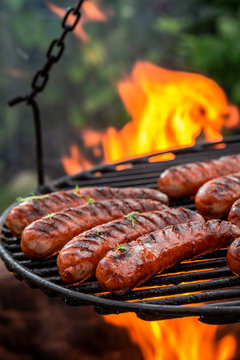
[96,220,240,294]
[57,208,203,283]
[21,199,167,259]
[158,154,240,199]
[7,187,169,236]
[195,172,240,219]
[227,238,240,275]
[228,199,240,227]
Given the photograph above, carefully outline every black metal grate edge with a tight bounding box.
[1,136,240,324]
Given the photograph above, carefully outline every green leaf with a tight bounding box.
[17,193,49,203]
[87,195,94,205]
[74,185,83,197]
[44,212,55,220]
[124,211,140,226]
[117,243,127,251]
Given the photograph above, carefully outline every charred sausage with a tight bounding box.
[7,187,169,236]
[227,238,240,275]
[96,220,240,294]
[228,199,240,227]
[195,172,240,219]
[21,199,167,259]
[57,208,203,283]
[158,154,240,199]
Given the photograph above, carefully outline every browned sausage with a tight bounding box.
[7,187,169,236]
[227,238,240,275]
[228,199,240,227]
[195,172,240,219]
[158,154,240,199]
[96,220,240,294]
[21,199,167,259]
[57,208,204,283]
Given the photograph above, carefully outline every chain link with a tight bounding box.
[62,7,81,31]
[10,0,84,103]
[8,0,85,187]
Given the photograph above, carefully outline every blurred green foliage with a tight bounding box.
[0,0,240,211]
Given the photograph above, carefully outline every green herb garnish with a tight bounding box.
[117,243,127,251]
[17,193,49,203]
[74,185,83,197]
[87,195,94,205]
[164,225,173,229]
[44,212,55,220]
[124,211,140,226]
[96,229,102,235]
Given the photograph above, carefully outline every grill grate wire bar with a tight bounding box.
[1,136,240,324]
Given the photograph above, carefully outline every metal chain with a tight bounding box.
[8,0,85,190]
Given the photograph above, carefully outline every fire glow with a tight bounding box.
[62,61,239,174]
[103,62,238,162]
[104,313,237,360]
[61,61,240,359]
[59,30,239,357]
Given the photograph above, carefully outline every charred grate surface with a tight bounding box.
[1,136,240,325]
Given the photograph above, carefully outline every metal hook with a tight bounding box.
[9,96,45,190]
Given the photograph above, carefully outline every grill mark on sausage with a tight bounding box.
[74,239,101,249]
[96,220,240,294]
[195,172,240,218]
[7,187,169,236]
[227,237,240,275]
[21,199,165,259]
[162,210,182,225]
[216,178,239,191]
[158,154,240,199]
[136,214,163,232]
[178,208,195,222]
[228,199,240,226]
[229,175,240,185]
[57,208,203,283]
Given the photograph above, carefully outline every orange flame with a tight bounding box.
[46,1,107,42]
[61,61,240,357]
[62,61,239,173]
[103,61,239,162]
[104,313,237,360]
[62,144,92,174]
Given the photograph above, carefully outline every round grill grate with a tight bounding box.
[1,137,240,324]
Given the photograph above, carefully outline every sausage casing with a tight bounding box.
[96,220,240,294]
[158,154,240,199]
[21,199,167,259]
[57,208,203,283]
[7,187,169,236]
[228,199,240,227]
[227,238,240,275]
[195,172,240,219]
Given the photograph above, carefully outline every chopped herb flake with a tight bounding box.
[87,195,94,205]
[165,225,173,229]
[44,212,55,220]
[117,244,127,251]
[124,211,140,226]
[74,185,83,197]
[96,229,102,235]
[17,194,49,203]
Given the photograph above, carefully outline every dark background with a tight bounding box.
[1,0,240,211]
